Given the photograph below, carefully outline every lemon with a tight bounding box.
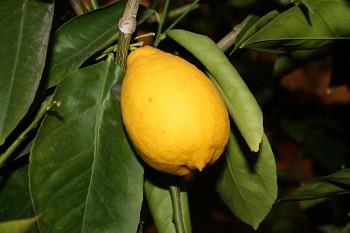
[121,46,230,176]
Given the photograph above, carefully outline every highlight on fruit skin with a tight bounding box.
[120,46,230,176]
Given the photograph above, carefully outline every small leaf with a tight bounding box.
[46,1,125,87]
[168,29,263,152]
[238,0,350,52]
[0,165,35,222]
[0,0,54,145]
[215,133,277,229]
[0,217,38,233]
[30,61,144,233]
[279,168,350,202]
[144,177,192,233]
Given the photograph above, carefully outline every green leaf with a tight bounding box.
[215,133,277,229]
[0,0,54,145]
[279,168,350,202]
[144,178,192,233]
[237,0,350,52]
[29,61,144,233]
[0,165,35,222]
[46,1,125,88]
[0,217,38,233]
[233,11,279,53]
[168,29,263,152]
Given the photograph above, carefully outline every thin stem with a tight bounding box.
[0,99,60,166]
[169,184,186,233]
[217,15,252,52]
[134,32,156,40]
[89,0,99,10]
[116,0,140,71]
[116,33,131,70]
[154,0,170,47]
[69,0,84,15]
[162,0,200,36]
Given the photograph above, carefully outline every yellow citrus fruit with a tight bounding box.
[120,46,230,176]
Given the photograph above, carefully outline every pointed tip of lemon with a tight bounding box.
[193,160,207,172]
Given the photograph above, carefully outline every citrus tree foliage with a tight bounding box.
[1,0,349,232]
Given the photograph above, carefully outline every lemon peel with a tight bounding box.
[121,46,230,176]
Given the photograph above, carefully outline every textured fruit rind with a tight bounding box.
[121,46,230,176]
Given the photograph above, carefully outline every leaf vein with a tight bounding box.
[80,62,110,233]
[0,0,28,135]
[225,152,255,223]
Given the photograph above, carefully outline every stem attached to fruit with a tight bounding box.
[0,99,60,167]
[169,184,186,233]
[116,0,140,71]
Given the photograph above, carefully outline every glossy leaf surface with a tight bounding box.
[0,165,35,223]
[168,29,263,152]
[233,11,279,52]
[0,0,53,145]
[46,1,125,87]
[30,61,144,233]
[237,0,350,52]
[215,133,277,229]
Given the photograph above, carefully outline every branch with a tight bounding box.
[69,0,85,16]
[116,0,140,70]
[0,99,60,166]
[217,15,253,52]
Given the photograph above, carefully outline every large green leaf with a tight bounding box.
[237,0,350,52]
[168,29,263,152]
[279,168,350,202]
[46,1,125,88]
[0,0,54,145]
[144,178,192,233]
[215,133,277,229]
[0,165,35,223]
[29,60,144,233]
[0,217,38,233]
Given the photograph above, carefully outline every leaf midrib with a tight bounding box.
[212,77,261,150]
[80,63,110,233]
[0,0,27,138]
[242,0,348,47]
[225,151,255,225]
